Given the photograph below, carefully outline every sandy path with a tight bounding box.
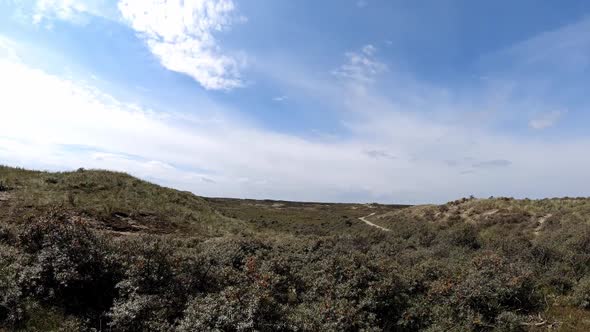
[0,192,11,204]
[533,214,552,236]
[358,212,391,232]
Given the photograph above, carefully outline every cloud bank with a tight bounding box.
[2,39,590,204]
[3,5,590,203]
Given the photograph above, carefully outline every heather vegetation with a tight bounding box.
[1,166,589,331]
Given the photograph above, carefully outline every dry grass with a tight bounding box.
[0,166,244,237]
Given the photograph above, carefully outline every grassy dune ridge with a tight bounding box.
[0,166,589,331]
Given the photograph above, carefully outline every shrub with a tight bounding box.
[571,277,590,309]
[178,285,285,332]
[108,238,179,331]
[16,211,120,323]
[108,294,175,331]
[0,224,16,245]
[0,245,27,326]
[445,223,481,249]
[494,311,525,332]
[450,253,540,326]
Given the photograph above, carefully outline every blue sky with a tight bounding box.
[1,0,590,204]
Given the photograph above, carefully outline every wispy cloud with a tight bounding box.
[493,17,590,70]
[529,110,565,130]
[0,36,20,62]
[32,0,114,24]
[246,26,590,201]
[272,95,288,102]
[477,17,590,129]
[472,159,512,169]
[364,149,396,160]
[118,0,244,91]
[332,44,386,85]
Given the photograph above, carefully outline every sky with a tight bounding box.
[1,0,590,204]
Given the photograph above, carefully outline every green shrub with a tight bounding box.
[494,311,525,332]
[108,238,179,331]
[0,245,27,326]
[571,277,590,309]
[445,223,481,249]
[15,210,120,327]
[178,285,285,332]
[449,253,540,327]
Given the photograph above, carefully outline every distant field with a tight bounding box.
[1,166,589,331]
[205,197,410,236]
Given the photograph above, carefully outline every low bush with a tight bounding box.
[494,311,526,332]
[572,277,590,309]
[451,253,540,325]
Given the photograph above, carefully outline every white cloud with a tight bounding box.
[0,51,383,201]
[332,44,386,85]
[27,0,244,90]
[490,17,590,71]
[529,110,565,130]
[3,49,590,204]
[362,44,376,55]
[33,0,87,23]
[118,0,243,90]
[2,25,590,204]
[32,0,112,24]
[272,95,288,102]
[0,36,20,62]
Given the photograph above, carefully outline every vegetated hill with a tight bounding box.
[0,166,243,237]
[1,166,590,331]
